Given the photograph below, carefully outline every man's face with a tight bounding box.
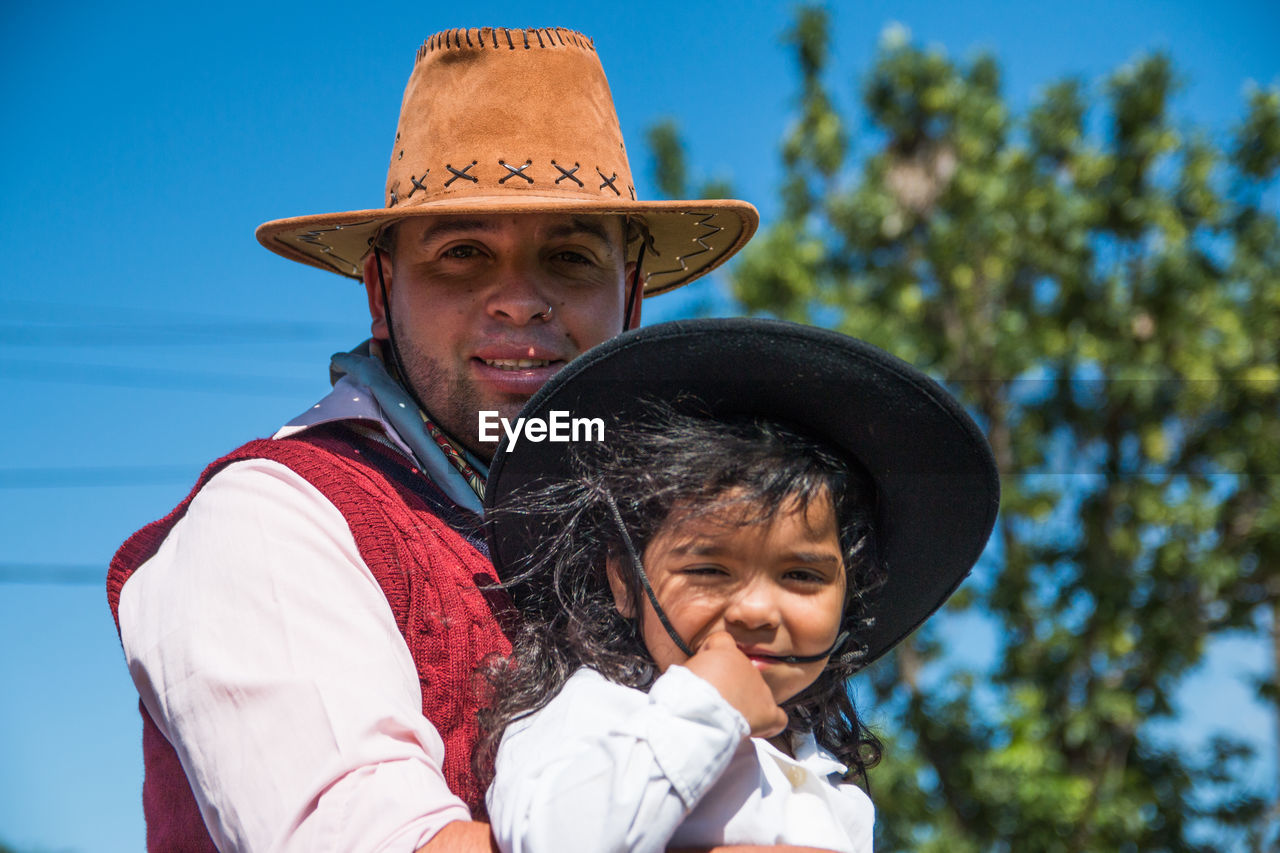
[363,212,638,460]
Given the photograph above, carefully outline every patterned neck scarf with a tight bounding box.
[329,341,487,510]
[422,413,486,500]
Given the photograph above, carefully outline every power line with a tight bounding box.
[0,563,103,585]
[1,359,311,395]
[0,320,354,347]
[0,465,197,488]
[0,297,356,328]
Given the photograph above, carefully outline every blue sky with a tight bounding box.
[2,1,1277,850]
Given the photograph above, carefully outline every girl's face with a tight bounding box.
[610,490,847,705]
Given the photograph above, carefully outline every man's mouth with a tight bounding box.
[481,358,554,371]
[471,353,565,396]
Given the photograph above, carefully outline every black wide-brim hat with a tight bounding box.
[484,318,1000,667]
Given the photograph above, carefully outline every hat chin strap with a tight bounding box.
[623,240,645,332]
[603,493,849,665]
[376,249,488,459]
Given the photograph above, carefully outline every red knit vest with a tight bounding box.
[107,426,513,851]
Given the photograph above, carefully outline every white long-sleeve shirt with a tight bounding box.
[118,457,472,852]
[117,373,478,852]
[486,667,875,853]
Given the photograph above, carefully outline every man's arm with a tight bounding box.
[418,820,500,852]
[412,826,835,853]
[676,848,842,852]
[119,459,471,850]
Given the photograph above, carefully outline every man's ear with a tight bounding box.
[623,263,644,331]
[362,251,391,341]
[605,554,635,618]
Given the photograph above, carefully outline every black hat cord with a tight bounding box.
[622,239,644,332]
[603,493,849,665]
[374,249,478,455]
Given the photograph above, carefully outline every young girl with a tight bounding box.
[479,319,999,853]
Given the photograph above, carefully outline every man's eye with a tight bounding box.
[442,245,479,259]
[553,250,592,265]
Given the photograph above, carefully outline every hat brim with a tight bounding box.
[483,318,1000,667]
[255,196,758,296]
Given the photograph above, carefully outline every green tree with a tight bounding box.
[655,8,1280,850]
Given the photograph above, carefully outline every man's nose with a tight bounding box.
[485,261,552,325]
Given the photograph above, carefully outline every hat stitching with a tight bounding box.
[498,159,534,184]
[646,212,724,272]
[391,159,631,197]
[408,171,429,198]
[417,28,594,60]
[597,168,620,196]
[444,161,479,187]
[552,160,583,186]
[296,220,378,274]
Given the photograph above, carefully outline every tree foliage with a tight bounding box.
[654,7,1280,850]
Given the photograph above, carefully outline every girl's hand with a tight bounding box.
[683,631,788,738]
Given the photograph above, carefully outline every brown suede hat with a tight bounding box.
[256,27,759,295]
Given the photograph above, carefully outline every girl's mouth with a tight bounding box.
[739,646,788,664]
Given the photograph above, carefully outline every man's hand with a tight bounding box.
[682,631,788,738]
[416,820,499,852]
[672,847,840,852]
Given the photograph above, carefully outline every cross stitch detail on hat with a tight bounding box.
[256,27,759,295]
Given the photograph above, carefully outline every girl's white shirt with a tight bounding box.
[486,666,875,853]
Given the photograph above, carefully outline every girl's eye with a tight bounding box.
[681,565,729,577]
[784,568,828,584]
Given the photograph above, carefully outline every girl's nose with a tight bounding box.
[724,579,783,631]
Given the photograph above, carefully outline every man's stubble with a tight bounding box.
[391,320,511,461]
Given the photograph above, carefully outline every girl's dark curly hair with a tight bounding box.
[476,401,887,790]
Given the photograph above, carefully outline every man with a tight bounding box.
[108,26,760,852]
